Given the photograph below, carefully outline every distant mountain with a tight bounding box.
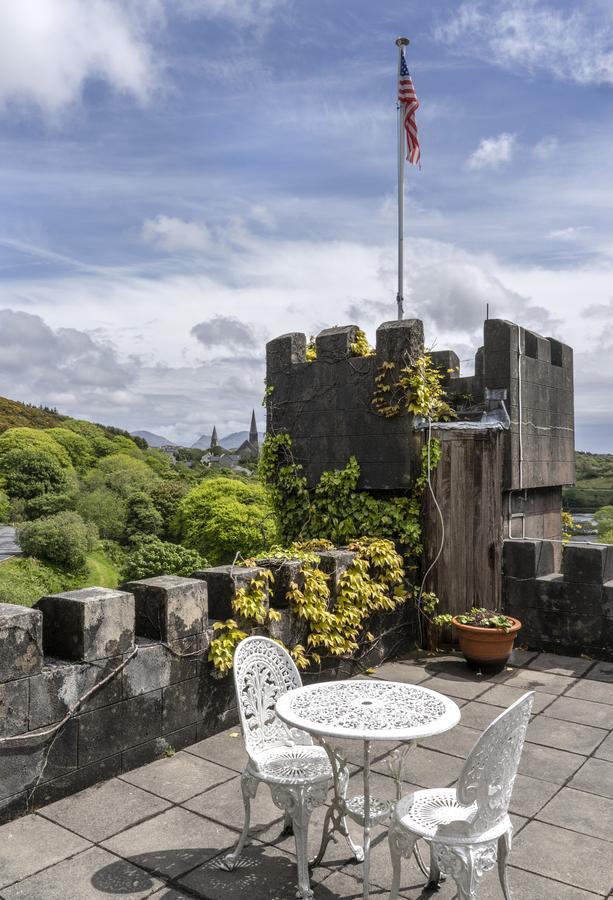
[191,430,265,451]
[131,430,176,448]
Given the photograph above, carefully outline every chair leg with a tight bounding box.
[223,772,259,869]
[270,782,328,900]
[498,829,513,900]
[388,824,418,900]
[427,840,441,888]
[433,841,498,900]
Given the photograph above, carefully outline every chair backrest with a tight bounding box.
[233,636,303,758]
[456,691,533,836]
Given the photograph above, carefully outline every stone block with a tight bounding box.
[431,350,460,377]
[28,753,122,813]
[122,634,207,699]
[502,540,554,579]
[0,678,29,737]
[535,573,565,603]
[78,691,162,766]
[0,718,78,801]
[317,549,357,596]
[120,724,198,772]
[603,581,613,619]
[256,556,303,609]
[162,675,208,733]
[563,544,613,585]
[122,575,207,642]
[36,588,134,662]
[267,607,307,648]
[0,604,43,682]
[315,324,358,362]
[375,318,424,365]
[192,565,264,620]
[29,656,123,729]
[265,331,306,373]
[563,581,604,615]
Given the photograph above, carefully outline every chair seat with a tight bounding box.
[249,745,333,784]
[395,788,510,843]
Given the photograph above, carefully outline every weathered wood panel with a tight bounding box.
[422,429,505,615]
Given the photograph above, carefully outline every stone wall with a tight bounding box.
[502,539,613,659]
[0,551,413,824]
[266,320,424,490]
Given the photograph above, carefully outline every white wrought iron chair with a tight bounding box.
[223,636,337,899]
[388,691,534,900]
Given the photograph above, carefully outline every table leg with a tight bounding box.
[311,737,363,868]
[362,740,371,900]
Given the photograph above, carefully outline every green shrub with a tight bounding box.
[76,488,127,541]
[125,492,163,543]
[175,477,277,564]
[150,480,188,539]
[46,427,95,469]
[19,511,98,573]
[121,537,205,580]
[25,492,76,519]
[85,453,160,498]
[0,447,77,500]
[0,556,69,606]
[0,427,72,468]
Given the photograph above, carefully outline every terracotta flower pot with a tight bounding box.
[452,615,522,673]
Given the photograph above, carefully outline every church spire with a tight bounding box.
[210,426,218,449]
[249,409,259,447]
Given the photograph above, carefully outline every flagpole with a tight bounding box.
[395,37,409,321]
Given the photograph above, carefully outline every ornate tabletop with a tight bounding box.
[276,678,461,742]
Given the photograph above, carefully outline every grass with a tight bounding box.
[0,549,120,607]
[564,476,613,513]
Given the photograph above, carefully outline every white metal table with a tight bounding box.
[276,678,461,900]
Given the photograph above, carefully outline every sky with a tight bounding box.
[0,0,612,450]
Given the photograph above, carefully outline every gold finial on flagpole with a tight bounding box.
[395,37,410,47]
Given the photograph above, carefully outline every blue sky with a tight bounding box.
[0,0,612,449]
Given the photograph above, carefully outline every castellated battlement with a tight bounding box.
[266,319,425,490]
[266,317,575,493]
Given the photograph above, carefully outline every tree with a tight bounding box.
[124,492,163,544]
[76,488,127,541]
[175,477,277,565]
[18,511,98,573]
[150,480,188,539]
[25,492,76,519]
[85,453,159,499]
[46,427,95,469]
[121,537,204,581]
[0,489,9,522]
[0,447,77,500]
[0,427,71,469]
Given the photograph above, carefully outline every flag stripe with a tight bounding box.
[398,50,420,166]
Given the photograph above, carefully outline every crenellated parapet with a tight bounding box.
[502,539,613,659]
[266,319,425,489]
[0,548,408,824]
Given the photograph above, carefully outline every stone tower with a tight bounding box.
[249,409,259,448]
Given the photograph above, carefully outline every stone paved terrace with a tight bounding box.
[1,649,613,899]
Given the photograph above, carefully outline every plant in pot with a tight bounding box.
[452,607,521,673]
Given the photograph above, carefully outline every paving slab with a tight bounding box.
[478,683,554,713]
[595,732,613,762]
[177,841,331,899]
[543,695,613,730]
[518,742,586,784]
[420,674,492,701]
[38,777,171,843]
[369,660,429,684]
[526,715,608,756]
[101,806,237,880]
[119,751,235,803]
[457,700,504,731]
[567,678,613,705]
[537,787,613,843]
[513,821,613,895]
[508,773,560,818]
[527,652,595,677]
[420,723,480,758]
[584,661,613,683]
[370,745,463,788]
[0,814,90,890]
[489,667,576,695]
[0,846,163,899]
[182,728,247,773]
[183,775,283,839]
[570,757,613,799]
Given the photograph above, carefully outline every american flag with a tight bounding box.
[398,48,420,166]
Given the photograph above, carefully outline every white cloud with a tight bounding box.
[533,136,558,159]
[142,216,211,253]
[191,316,257,348]
[547,226,591,241]
[0,0,157,116]
[467,133,516,170]
[435,0,613,85]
